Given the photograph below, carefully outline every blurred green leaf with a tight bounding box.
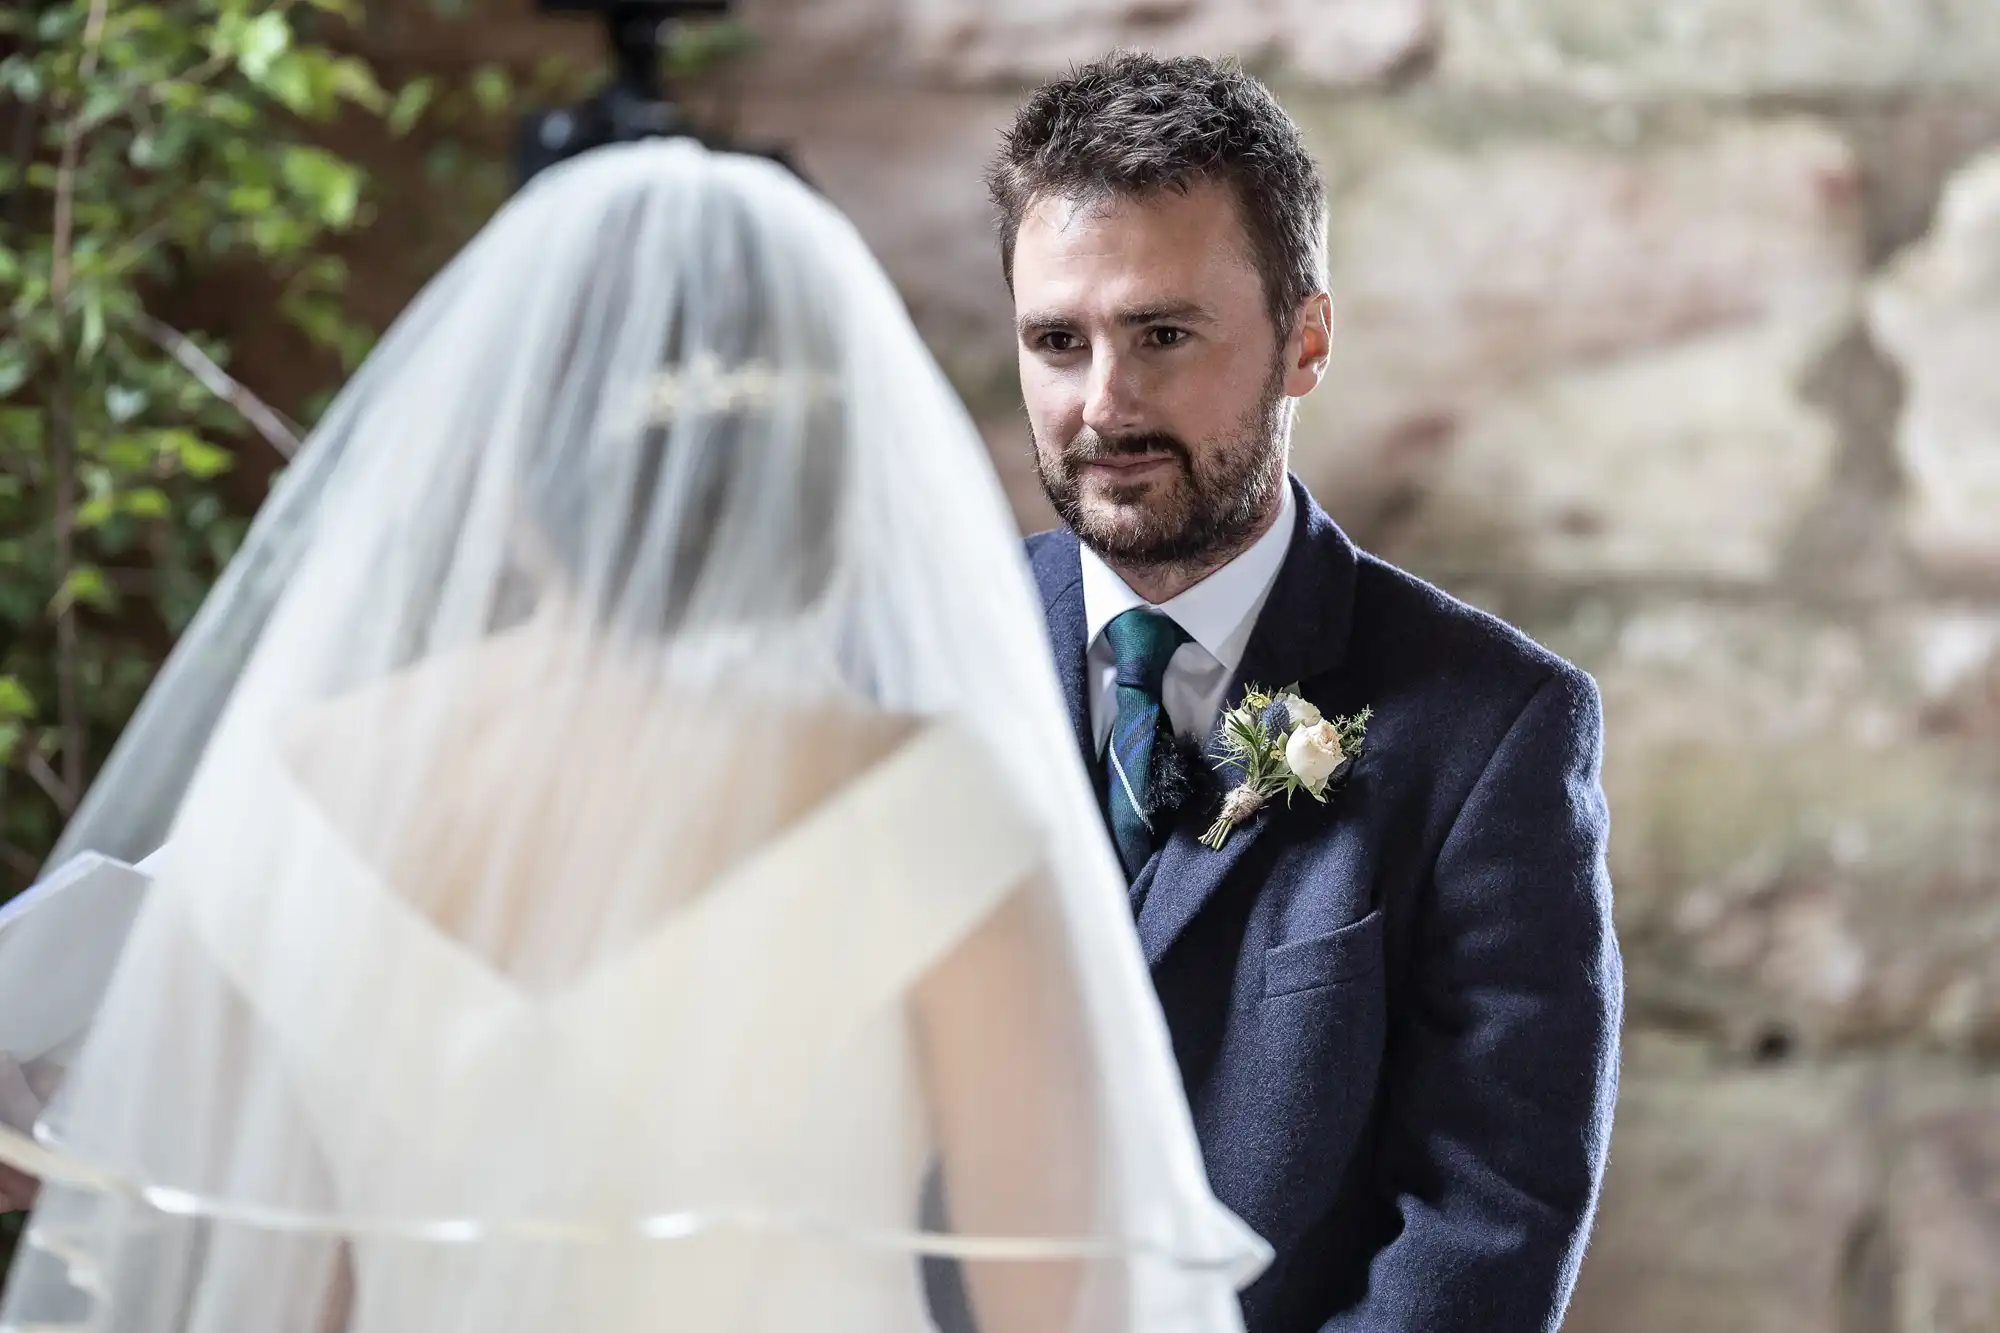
[105,386,147,423]
[160,431,233,480]
[123,488,171,520]
[231,11,293,82]
[329,57,387,113]
[265,55,321,117]
[0,677,34,719]
[470,66,512,116]
[75,493,115,530]
[281,146,361,229]
[79,82,127,130]
[0,350,30,399]
[0,56,43,104]
[249,211,306,254]
[388,77,436,138]
[53,565,116,615]
[79,293,108,361]
[228,183,275,213]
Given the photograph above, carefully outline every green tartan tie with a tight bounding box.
[1103,608,1190,879]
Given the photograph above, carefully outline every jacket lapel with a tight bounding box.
[1134,478,1360,969]
[1027,529,1097,783]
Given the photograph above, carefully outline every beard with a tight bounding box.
[1034,363,1290,571]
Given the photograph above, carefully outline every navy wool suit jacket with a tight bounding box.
[1023,477,1622,1333]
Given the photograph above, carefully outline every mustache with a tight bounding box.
[1059,430,1192,466]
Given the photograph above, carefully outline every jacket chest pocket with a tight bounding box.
[1263,907,1384,998]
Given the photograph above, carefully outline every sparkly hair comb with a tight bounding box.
[646,353,840,423]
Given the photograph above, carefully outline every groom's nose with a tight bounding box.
[1081,347,1148,438]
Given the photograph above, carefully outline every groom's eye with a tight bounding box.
[1146,327,1190,347]
[1037,331,1083,353]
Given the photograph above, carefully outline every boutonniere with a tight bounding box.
[1201,685,1370,850]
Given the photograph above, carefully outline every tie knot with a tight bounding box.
[1104,608,1189,696]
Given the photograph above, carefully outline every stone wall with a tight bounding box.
[347,3,2000,1327]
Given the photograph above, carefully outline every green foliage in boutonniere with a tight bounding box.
[1201,685,1371,850]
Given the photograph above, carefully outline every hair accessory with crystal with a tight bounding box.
[646,352,840,423]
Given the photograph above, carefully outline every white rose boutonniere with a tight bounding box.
[1285,720,1347,795]
[1200,685,1370,851]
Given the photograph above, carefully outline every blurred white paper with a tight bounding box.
[0,851,153,1065]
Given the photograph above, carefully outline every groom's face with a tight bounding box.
[1012,180,1309,569]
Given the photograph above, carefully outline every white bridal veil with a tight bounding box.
[0,141,1267,1331]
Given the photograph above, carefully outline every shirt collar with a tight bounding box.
[1080,480,1297,672]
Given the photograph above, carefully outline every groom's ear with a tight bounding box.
[1282,292,1334,400]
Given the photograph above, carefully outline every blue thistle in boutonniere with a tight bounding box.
[1200,685,1371,851]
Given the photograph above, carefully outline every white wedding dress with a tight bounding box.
[0,139,1268,1332]
[13,711,1257,1333]
[109,724,1036,1333]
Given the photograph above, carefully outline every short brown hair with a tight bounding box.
[987,52,1328,335]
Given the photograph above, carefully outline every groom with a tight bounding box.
[996,54,1621,1333]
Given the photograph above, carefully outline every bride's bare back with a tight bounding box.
[284,619,919,989]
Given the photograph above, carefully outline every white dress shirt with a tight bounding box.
[1081,482,1298,753]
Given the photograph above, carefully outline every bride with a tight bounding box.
[0,141,1267,1331]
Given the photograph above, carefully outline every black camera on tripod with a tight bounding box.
[515,0,796,189]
